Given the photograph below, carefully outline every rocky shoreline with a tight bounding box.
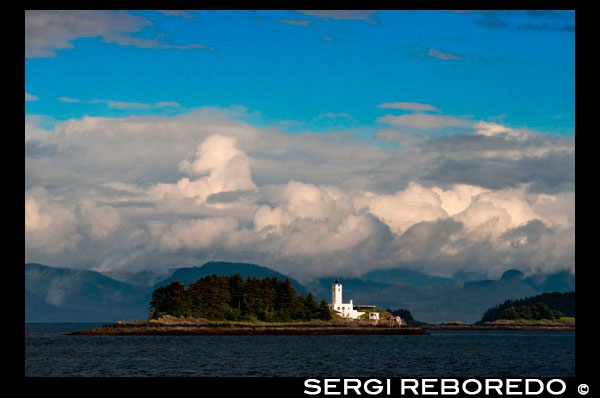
[65,316,430,335]
[67,325,430,336]
[64,315,574,336]
[423,324,574,331]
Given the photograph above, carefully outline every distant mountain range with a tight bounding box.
[25,261,305,322]
[25,263,150,322]
[362,268,455,287]
[153,261,306,294]
[25,262,574,324]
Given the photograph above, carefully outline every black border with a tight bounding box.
[24,7,583,398]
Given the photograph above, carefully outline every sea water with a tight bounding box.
[25,323,574,377]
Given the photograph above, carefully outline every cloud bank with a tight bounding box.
[25,108,574,282]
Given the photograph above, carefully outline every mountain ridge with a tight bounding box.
[25,262,307,322]
[154,261,307,294]
[25,262,574,324]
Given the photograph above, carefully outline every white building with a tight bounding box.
[329,278,365,319]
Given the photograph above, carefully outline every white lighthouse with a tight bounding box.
[329,278,365,319]
[332,278,342,307]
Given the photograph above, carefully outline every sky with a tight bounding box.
[25,10,575,282]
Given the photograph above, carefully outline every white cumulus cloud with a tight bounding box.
[150,134,257,204]
[24,108,574,280]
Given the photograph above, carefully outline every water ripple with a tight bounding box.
[25,324,574,377]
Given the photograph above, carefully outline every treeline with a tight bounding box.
[499,302,562,320]
[150,274,332,322]
[479,292,575,323]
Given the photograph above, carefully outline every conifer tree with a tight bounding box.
[318,299,332,321]
[149,274,332,322]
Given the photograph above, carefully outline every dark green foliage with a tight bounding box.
[149,273,330,322]
[319,299,333,321]
[480,292,574,323]
[300,293,320,320]
[531,302,554,320]
[187,275,231,319]
[150,281,190,317]
[516,305,533,319]
[499,302,563,320]
[499,307,520,320]
[228,273,245,312]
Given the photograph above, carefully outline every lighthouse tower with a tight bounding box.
[331,278,342,307]
[329,278,364,319]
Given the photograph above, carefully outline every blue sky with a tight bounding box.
[25,10,575,280]
[25,10,574,135]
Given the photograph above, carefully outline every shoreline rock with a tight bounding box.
[64,315,574,335]
[422,324,574,331]
[67,326,429,336]
[66,315,429,335]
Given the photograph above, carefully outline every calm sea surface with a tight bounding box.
[25,323,574,377]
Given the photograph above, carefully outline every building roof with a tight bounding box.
[354,305,376,310]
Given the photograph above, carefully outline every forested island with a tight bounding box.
[478,291,574,324]
[391,292,575,331]
[66,276,575,336]
[150,274,332,322]
[424,291,575,331]
[68,274,429,336]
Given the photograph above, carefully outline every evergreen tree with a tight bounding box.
[516,305,533,319]
[500,307,520,320]
[302,293,320,320]
[156,281,189,317]
[274,278,302,321]
[479,292,574,323]
[243,277,265,319]
[149,285,167,316]
[318,299,332,321]
[148,274,331,323]
[228,273,245,312]
[531,302,553,320]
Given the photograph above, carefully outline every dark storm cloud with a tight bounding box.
[206,190,254,204]
[418,133,574,193]
[396,218,464,259]
[501,219,551,244]
[422,151,574,193]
